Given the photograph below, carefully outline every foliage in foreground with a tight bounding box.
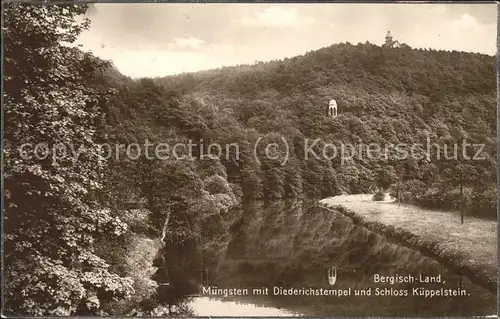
[3,3,134,315]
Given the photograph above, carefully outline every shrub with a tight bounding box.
[372,190,386,201]
[203,175,232,195]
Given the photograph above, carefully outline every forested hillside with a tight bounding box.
[107,41,496,218]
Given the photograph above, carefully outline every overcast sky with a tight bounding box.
[76,3,497,78]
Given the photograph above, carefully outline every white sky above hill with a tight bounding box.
[76,3,497,78]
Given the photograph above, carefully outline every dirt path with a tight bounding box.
[320,194,497,289]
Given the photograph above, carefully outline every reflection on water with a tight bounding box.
[161,199,496,317]
[188,297,299,317]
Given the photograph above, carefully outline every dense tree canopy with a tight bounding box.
[124,40,495,217]
[3,3,133,315]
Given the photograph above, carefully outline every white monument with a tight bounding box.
[328,266,337,285]
[328,99,338,118]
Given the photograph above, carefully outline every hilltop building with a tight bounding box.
[383,31,401,48]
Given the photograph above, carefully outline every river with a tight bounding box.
[162,199,496,317]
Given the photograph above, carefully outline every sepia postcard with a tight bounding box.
[2,1,498,317]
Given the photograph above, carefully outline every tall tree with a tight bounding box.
[3,3,133,315]
[436,133,480,224]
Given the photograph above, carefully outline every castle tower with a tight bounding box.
[385,31,393,47]
[384,31,401,48]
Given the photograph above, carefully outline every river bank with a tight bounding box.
[320,195,497,293]
[203,199,495,317]
[114,199,497,317]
